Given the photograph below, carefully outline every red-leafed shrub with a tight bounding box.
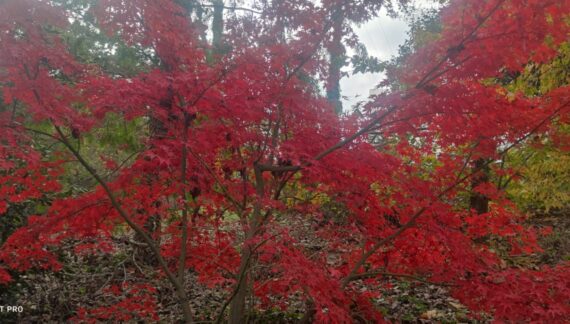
[0,0,568,322]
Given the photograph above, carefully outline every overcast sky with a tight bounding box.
[340,0,442,110]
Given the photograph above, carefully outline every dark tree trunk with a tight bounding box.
[470,158,490,214]
[212,0,224,52]
[326,8,345,115]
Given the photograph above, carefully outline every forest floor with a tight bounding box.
[4,210,568,323]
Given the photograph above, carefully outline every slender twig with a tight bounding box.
[346,270,454,286]
[187,146,243,211]
[454,142,479,183]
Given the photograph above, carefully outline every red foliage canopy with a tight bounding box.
[0,0,569,322]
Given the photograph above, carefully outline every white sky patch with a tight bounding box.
[341,9,408,110]
[341,0,443,111]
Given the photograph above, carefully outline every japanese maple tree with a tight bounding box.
[0,0,569,322]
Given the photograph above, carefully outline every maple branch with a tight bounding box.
[284,29,328,82]
[497,152,534,191]
[414,0,506,89]
[342,176,476,287]
[0,123,60,141]
[227,163,266,322]
[191,253,236,279]
[74,149,145,188]
[52,125,194,323]
[188,66,233,108]
[15,64,197,321]
[177,112,191,297]
[262,106,398,205]
[267,104,283,164]
[367,110,441,133]
[166,66,233,293]
[419,54,474,89]
[187,146,244,211]
[500,102,569,155]
[454,141,479,183]
[215,230,277,324]
[283,2,347,82]
[258,106,398,173]
[341,101,569,288]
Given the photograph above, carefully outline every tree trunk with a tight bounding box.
[229,166,264,323]
[212,0,224,51]
[229,245,252,323]
[470,158,490,214]
[326,8,345,115]
[133,85,174,265]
